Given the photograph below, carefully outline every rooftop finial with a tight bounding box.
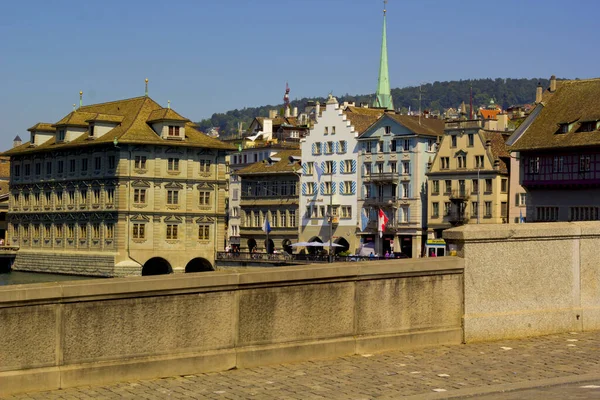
[73,103,76,111]
[79,91,83,109]
[167,100,171,109]
[383,0,387,15]
[145,78,149,97]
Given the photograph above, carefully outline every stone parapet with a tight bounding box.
[0,258,462,395]
[13,250,121,277]
[444,222,600,343]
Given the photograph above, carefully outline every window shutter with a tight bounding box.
[340,161,345,173]
[321,143,326,154]
[351,181,356,194]
[312,143,316,155]
[302,183,307,195]
[321,161,325,172]
[320,182,325,195]
[332,161,337,174]
[335,141,339,154]
[331,181,336,194]
[351,160,357,173]
[302,163,307,175]
[339,181,344,194]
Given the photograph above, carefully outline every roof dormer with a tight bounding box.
[27,123,56,146]
[147,108,189,140]
[85,114,124,140]
[53,111,95,143]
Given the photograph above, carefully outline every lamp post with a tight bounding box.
[477,167,481,224]
[328,167,334,263]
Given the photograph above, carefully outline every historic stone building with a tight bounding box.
[4,95,232,276]
[234,149,301,253]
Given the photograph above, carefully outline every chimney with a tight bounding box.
[535,82,543,103]
[292,107,298,117]
[315,101,320,118]
[497,113,508,131]
[550,75,556,93]
[263,119,273,134]
[284,106,290,118]
[269,110,277,119]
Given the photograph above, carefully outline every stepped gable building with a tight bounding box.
[427,119,511,238]
[299,95,382,253]
[4,95,233,277]
[233,149,301,253]
[509,76,600,222]
[357,114,442,257]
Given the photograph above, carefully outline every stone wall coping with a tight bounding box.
[0,258,463,306]
[443,221,600,242]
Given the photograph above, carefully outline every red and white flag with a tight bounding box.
[378,209,389,238]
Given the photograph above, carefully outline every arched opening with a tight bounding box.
[264,238,274,254]
[142,257,172,276]
[334,237,350,254]
[247,238,257,252]
[185,257,214,273]
[282,239,292,255]
[307,236,322,255]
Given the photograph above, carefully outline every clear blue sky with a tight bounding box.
[1,0,598,150]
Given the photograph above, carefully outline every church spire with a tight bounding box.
[373,0,394,111]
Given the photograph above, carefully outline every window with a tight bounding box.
[580,155,591,172]
[306,162,314,175]
[314,142,322,155]
[23,193,30,206]
[34,192,40,206]
[501,179,508,193]
[93,189,100,204]
[390,140,397,152]
[339,140,347,153]
[390,162,397,174]
[365,141,373,153]
[106,188,114,204]
[56,191,63,205]
[133,223,145,239]
[559,123,569,134]
[569,207,600,221]
[167,158,180,171]
[444,180,452,194]
[57,129,65,141]
[94,157,102,170]
[324,181,332,195]
[341,206,352,218]
[306,183,314,195]
[451,135,457,147]
[35,163,41,175]
[198,224,210,240]
[331,126,336,134]
[69,160,76,173]
[378,141,384,152]
[516,193,526,206]
[472,201,478,218]
[457,155,466,168]
[537,207,559,221]
[384,125,392,134]
[67,224,74,239]
[289,210,296,227]
[79,223,87,239]
[427,139,435,152]
[402,161,410,175]
[89,124,95,137]
[33,224,40,239]
[403,139,411,151]
[105,223,114,239]
[528,157,540,174]
[68,190,75,205]
[325,160,333,174]
[134,189,146,204]
[168,126,180,136]
[343,160,352,173]
[232,189,239,201]
[468,134,474,147]
[135,156,147,169]
[92,223,100,239]
[24,164,30,176]
[343,181,352,194]
[58,160,64,174]
[254,212,260,227]
[432,180,439,195]
[484,201,492,217]
[472,179,479,193]
[199,191,211,205]
[80,189,87,205]
[167,190,179,205]
[441,157,450,169]
[46,161,52,175]
[444,202,451,216]
[326,141,334,154]
[485,179,492,193]
[279,211,287,227]
[364,164,371,176]
[14,165,20,177]
[501,202,508,218]
[376,162,383,174]
[81,159,88,172]
[108,155,116,169]
[56,224,63,238]
[324,126,329,135]
[199,160,211,172]
[44,192,51,205]
[553,156,565,173]
[402,183,410,198]
[475,155,485,169]
[578,121,597,132]
[432,202,439,218]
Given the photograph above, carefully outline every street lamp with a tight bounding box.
[477,167,481,224]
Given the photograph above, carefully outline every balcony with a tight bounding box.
[362,196,398,207]
[449,189,470,201]
[362,172,399,183]
[448,211,470,225]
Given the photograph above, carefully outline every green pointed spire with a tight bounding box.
[373,2,394,111]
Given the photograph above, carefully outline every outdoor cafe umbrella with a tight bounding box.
[290,241,311,247]
[307,241,344,247]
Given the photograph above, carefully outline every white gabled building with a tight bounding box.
[299,95,382,253]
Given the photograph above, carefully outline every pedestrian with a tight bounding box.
[369,252,374,260]
[385,250,390,259]
[390,250,395,259]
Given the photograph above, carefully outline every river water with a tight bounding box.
[0,271,103,286]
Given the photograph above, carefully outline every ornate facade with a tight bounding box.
[4,96,232,276]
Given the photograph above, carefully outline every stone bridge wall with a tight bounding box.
[0,258,463,396]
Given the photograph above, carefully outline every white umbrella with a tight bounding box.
[291,242,311,247]
[306,241,325,247]
[323,242,344,248]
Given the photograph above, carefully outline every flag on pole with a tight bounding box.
[262,216,272,233]
[314,162,324,182]
[378,209,389,238]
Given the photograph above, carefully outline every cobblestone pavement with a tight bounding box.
[3,331,600,400]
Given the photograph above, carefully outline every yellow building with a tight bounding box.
[427,120,510,239]
[4,95,233,276]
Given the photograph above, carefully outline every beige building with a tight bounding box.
[4,95,233,276]
[427,119,510,239]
